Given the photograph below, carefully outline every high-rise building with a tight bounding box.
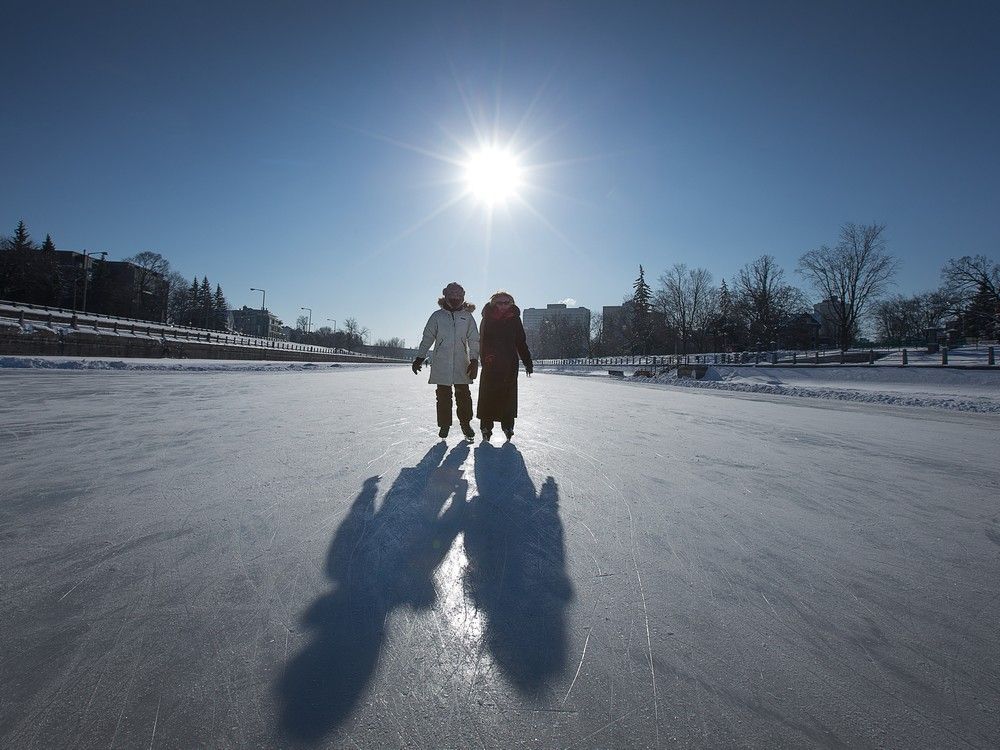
[601,302,632,353]
[522,302,591,358]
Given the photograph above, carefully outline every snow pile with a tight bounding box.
[0,356,399,372]
[534,361,1000,413]
[653,365,1000,413]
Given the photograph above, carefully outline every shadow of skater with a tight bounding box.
[463,443,574,696]
[277,442,469,743]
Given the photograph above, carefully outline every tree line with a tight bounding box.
[0,220,229,328]
[0,221,62,305]
[549,222,998,358]
[1,219,386,346]
[6,218,994,353]
[286,317,404,355]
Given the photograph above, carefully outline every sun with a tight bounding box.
[463,146,523,206]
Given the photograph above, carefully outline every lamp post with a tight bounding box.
[81,250,107,313]
[250,288,266,337]
[300,307,312,333]
[326,318,338,349]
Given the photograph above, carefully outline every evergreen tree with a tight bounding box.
[10,220,36,252]
[0,222,31,301]
[632,264,652,308]
[629,265,653,354]
[716,278,738,350]
[718,279,731,316]
[967,280,997,338]
[36,234,62,305]
[213,283,228,330]
[200,277,212,328]
[187,277,200,326]
[0,220,60,305]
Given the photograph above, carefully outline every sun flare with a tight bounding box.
[463,147,523,206]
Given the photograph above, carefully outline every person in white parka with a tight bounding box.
[412,282,481,440]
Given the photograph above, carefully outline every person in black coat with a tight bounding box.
[476,291,533,441]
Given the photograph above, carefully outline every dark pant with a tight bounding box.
[436,384,472,427]
[480,418,513,434]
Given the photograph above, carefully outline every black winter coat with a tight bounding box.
[476,303,533,422]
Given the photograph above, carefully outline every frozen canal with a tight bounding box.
[2,365,999,749]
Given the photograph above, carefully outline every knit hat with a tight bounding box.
[443,282,465,297]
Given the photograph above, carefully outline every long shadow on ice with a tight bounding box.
[276,442,468,743]
[463,442,574,696]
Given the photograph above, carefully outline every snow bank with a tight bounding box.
[536,362,1000,413]
[656,367,1000,413]
[0,356,399,372]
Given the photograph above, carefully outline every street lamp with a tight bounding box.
[300,307,312,333]
[81,250,107,313]
[250,288,266,337]
[326,318,336,331]
[250,287,266,311]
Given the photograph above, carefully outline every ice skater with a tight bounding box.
[412,282,480,440]
[476,290,533,441]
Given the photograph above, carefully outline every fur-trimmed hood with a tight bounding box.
[438,297,476,312]
[482,301,521,320]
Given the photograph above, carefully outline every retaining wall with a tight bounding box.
[0,329,397,364]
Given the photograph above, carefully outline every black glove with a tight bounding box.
[525,363,533,375]
[467,359,478,381]
[412,357,424,375]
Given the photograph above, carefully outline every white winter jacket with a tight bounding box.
[416,301,480,385]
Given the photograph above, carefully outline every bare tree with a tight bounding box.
[342,317,369,349]
[940,256,999,336]
[589,312,605,356]
[370,337,408,358]
[940,255,999,304]
[165,271,190,324]
[874,290,954,345]
[123,250,171,320]
[734,255,809,348]
[693,286,722,351]
[872,294,922,345]
[655,264,714,354]
[798,223,898,350]
[124,250,169,285]
[535,315,588,358]
[295,314,310,331]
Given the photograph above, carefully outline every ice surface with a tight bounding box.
[2,366,999,748]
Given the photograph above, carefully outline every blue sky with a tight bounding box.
[2,1,998,342]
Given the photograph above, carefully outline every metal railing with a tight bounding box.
[536,346,996,368]
[0,299,402,361]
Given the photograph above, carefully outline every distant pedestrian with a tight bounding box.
[476,291,532,441]
[412,282,480,440]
